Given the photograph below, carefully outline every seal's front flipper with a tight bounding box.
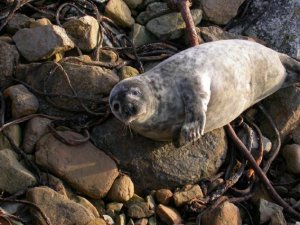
[173,76,210,147]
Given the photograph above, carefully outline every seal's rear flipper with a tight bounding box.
[280,53,300,87]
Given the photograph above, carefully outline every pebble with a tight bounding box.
[282,144,300,174]
[105,0,135,28]
[103,215,115,225]
[136,2,171,25]
[123,0,143,9]
[29,18,52,28]
[135,218,148,225]
[35,131,119,198]
[131,23,156,47]
[155,189,173,205]
[127,201,154,218]
[0,149,37,194]
[106,202,124,217]
[4,84,39,118]
[98,49,119,63]
[0,124,21,149]
[146,195,156,210]
[201,201,242,225]
[259,199,283,224]
[23,116,51,153]
[6,13,34,34]
[63,15,100,51]
[27,186,95,225]
[116,214,126,225]
[108,174,135,202]
[173,184,204,207]
[13,25,74,61]
[156,204,182,225]
[118,66,139,80]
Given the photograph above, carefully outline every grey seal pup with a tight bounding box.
[109,40,300,146]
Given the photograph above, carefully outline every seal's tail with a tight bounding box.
[279,53,300,87]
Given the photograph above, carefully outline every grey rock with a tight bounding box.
[27,186,95,225]
[0,41,19,87]
[136,2,171,25]
[259,199,283,224]
[6,13,34,34]
[123,0,143,9]
[91,118,227,193]
[13,25,74,61]
[146,9,202,40]
[63,16,100,52]
[0,149,37,194]
[282,144,300,174]
[0,125,21,150]
[3,84,39,118]
[131,23,156,47]
[199,0,246,25]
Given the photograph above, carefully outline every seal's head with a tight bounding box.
[109,78,153,125]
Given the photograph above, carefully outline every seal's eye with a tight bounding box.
[113,102,120,111]
[132,90,139,96]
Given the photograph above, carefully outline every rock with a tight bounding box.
[4,84,39,118]
[71,195,100,218]
[108,174,134,202]
[146,195,156,210]
[201,201,242,225]
[105,0,135,28]
[103,215,115,225]
[135,218,148,225]
[98,49,119,63]
[0,41,19,87]
[232,0,300,60]
[116,214,126,225]
[91,118,227,193]
[127,201,154,218]
[148,216,157,225]
[27,186,95,225]
[199,0,246,25]
[6,13,34,34]
[13,25,74,61]
[270,210,287,225]
[0,124,21,149]
[131,23,156,47]
[15,61,119,116]
[263,136,272,153]
[106,202,124,217]
[292,127,300,144]
[63,16,100,52]
[260,86,300,140]
[136,2,171,25]
[173,184,204,207]
[259,199,283,224]
[0,35,13,44]
[127,219,135,225]
[0,149,37,194]
[35,131,119,198]
[123,0,143,9]
[30,18,52,28]
[40,172,68,196]
[23,117,52,153]
[282,144,300,174]
[146,9,202,40]
[86,218,107,225]
[118,66,139,80]
[89,199,106,216]
[155,189,173,205]
[156,204,182,225]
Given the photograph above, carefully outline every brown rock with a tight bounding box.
[173,184,204,207]
[105,0,135,28]
[23,116,52,153]
[156,204,182,225]
[86,218,107,225]
[108,174,134,202]
[116,214,126,225]
[13,25,74,61]
[30,18,52,28]
[98,49,119,63]
[282,144,300,174]
[4,84,39,118]
[118,66,139,80]
[35,131,119,198]
[199,0,246,25]
[127,201,154,218]
[40,172,68,196]
[106,202,124,217]
[0,124,21,149]
[71,195,100,218]
[27,186,95,225]
[155,189,173,205]
[201,201,242,225]
[0,41,19,86]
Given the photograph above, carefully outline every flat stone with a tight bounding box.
[105,0,135,28]
[63,16,100,51]
[4,84,39,118]
[282,144,300,174]
[156,204,182,225]
[35,131,119,198]
[146,9,202,40]
[0,41,19,87]
[155,189,173,205]
[27,186,95,225]
[91,118,227,193]
[199,0,246,25]
[107,174,134,202]
[118,66,139,80]
[136,2,171,25]
[201,201,242,225]
[0,149,37,194]
[6,13,34,34]
[173,184,204,207]
[13,25,74,61]
[23,117,52,153]
[131,23,156,47]
[127,201,154,218]
[0,124,21,150]
[29,18,52,28]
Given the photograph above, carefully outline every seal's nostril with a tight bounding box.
[113,102,120,111]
